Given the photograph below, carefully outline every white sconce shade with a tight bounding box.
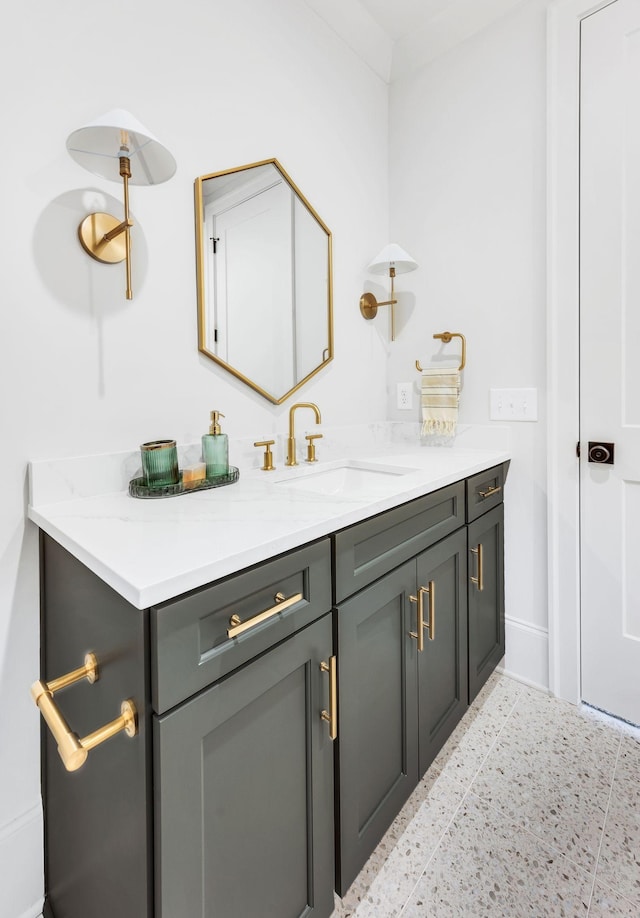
[367,243,418,276]
[66,109,176,186]
[360,242,418,341]
[67,109,176,299]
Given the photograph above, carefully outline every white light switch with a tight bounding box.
[490,388,538,422]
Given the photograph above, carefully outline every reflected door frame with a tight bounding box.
[547,0,619,705]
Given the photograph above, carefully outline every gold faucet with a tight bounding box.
[286,402,322,466]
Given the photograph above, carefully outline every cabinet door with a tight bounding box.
[416,528,469,775]
[154,613,335,918]
[468,504,505,702]
[336,561,418,896]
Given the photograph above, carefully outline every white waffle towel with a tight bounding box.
[421,367,460,436]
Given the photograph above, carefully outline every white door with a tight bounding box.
[580,0,640,725]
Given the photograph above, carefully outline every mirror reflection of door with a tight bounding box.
[208,178,295,398]
[196,160,333,405]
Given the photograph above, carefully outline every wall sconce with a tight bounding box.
[359,243,418,341]
[66,109,176,299]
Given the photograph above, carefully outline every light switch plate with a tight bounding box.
[490,388,538,421]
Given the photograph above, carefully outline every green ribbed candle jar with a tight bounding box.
[140,440,179,488]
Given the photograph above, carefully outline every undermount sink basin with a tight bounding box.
[274,460,417,497]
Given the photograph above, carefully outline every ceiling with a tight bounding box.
[304,0,529,82]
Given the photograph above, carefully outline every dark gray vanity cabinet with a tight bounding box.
[467,504,505,702]
[39,534,336,918]
[333,484,469,895]
[466,465,506,703]
[154,611,335,918]
[335,561,419,895]
[416,527,469,775]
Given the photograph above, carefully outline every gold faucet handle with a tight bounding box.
[254,440,276,471]
[305,433,323,463]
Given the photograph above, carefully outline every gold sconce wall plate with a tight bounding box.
[78,212,130,264]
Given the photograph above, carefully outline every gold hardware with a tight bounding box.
[478,484,502,499]
[286,402,322,467]
[425,580,435,641]
[471,543,484,591]
[320,656,338,740]
[409,586,426,652]
[254,439,275,471]
[30,653,138,772]
[360,264,400,339]
[227,591,303,638]
[410,583,435,649]
[77,155,135,299]
[305,433,323,463]
[416,332,466,373]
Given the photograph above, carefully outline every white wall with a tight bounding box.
[387,0,550,688]
[0,1,389,913]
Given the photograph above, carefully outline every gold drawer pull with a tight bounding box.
[227,591,303,639]
[30,653,137,773]
[471,543,484,591]
[320,656,338,740]
[478,484,502,499]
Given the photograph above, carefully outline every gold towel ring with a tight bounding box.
[416,332,466,372]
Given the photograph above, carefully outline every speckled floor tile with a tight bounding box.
[333,768,463,918]
[595,736,640,905]
[588,881,639,916]
[470,689,620,870]
[431,673,522,788]
[333,678,639,918]
[401,793,593,917]
[348,771,466,918]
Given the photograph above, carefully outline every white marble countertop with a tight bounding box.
[28,440,509,610]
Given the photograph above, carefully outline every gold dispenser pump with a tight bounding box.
[31,653,137,772]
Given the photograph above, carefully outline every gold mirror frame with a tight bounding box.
[195,158,334,405]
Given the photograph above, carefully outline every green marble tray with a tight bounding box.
[129,467,240,499]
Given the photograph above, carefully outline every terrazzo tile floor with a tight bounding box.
[332,673,640,917]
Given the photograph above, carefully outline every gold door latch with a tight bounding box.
[320,656,338,740]
[31,653,137,772]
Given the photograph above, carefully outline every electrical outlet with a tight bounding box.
[397,382,413,410]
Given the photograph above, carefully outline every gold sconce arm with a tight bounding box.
[78,157,134,299]
[31,653,137,772]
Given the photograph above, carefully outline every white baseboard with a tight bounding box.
[0,803,44,918]
[502,615,549,692]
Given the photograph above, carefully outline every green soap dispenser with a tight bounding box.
[202,410,229,479]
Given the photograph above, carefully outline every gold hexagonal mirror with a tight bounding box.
[195,159,333,404]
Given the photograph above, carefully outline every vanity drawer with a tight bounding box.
[333,481,465,602]
[466,464,506,522]
[150,538,331,714]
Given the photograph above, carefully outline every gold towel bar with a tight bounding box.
[416,331,466,372]
[31,653,137,772]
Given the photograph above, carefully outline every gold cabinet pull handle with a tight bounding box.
[227,591,303,639]
[410,586,429,652]
[478,484,502,499]
[425,580,435,641]
[471,543,484,591]
[30,653,137,773]
[320,656,338,740]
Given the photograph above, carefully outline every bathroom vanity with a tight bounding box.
[29,445,507,918]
